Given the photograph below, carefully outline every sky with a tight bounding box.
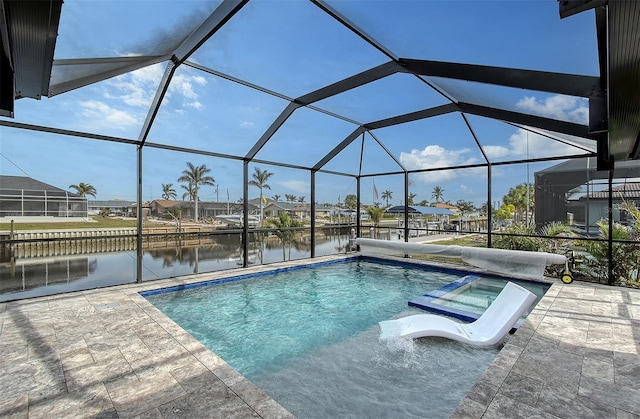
[0,0,600,208]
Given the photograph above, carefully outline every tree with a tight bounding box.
[366,206,385,238]
[455,199,476,218]
[181,182,196,201]
[69,182,97,198]
[344,194,357,210]
[161,183,177,200]
[297,196,306,203]
[503,183,534,225]
[408,192,417,206]
[272,194,281,202]
[495,204,515,223]
[248,167,274,224]
[266,213,303,261]
[431,186,444,203]
[418,199,429,206]
[177,162,215,223]
[381,190,393,207]
[479,202,489,216]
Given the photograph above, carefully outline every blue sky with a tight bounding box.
[0,0,599,208]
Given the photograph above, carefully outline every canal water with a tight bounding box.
[0,228,363,301]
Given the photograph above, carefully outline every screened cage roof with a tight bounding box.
[1,0,640,205]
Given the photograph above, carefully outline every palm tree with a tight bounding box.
[272,194,281,202]
[266,213,303,261]
[381,190,393,207]
[177,162,215,223]
[408,192,417,206]
[366,206,385,238]
[181,182,196,201]
[248,167,274,224]
[344,194,357,210]
[69,182,97,198]
[297,196,306,203]
[285,194,296,203]
[431,186,444,203]
[503,183,534,225]
[161,183,177,200]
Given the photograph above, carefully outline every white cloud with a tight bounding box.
[104,63,208,110]
[481,94,592,159]
[79,100,138,129]
[186,101,203,110]
[483,145,510,159]
[240,121,254,127]
[399,145,478,183]
[280,180,308,193]
[507,128,586,158]
[515,94,588,124]
[106,64,165,107]
[131,64,165,83]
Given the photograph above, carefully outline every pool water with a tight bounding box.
[409,275,550,323]
[145,259,509,418]
[432,277,549,315]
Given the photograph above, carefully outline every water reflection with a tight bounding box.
[0,228,353,301]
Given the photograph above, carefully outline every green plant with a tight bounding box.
[491,224,539,251]
[266,213,303,261]
[492,222,577,278]
[584,219,640,286]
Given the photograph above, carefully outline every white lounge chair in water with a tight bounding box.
[379,282,537,347]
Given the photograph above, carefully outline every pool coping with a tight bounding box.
[1,253,638,418]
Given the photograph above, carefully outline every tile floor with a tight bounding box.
[1,255,639,418]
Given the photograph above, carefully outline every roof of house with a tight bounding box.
[0,175,78,195]
[432,202,458,210]
[88,200,135,207]
[266,202,304,211]
[386,205,455,215]
[151,200,186,208]
[583,182,640,200]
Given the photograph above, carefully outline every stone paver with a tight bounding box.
[1,254,639,418]
[453,281,640,419]
[0,256,323,418]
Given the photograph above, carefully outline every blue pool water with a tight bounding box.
[409,274,550,323]
[145,259,525,418]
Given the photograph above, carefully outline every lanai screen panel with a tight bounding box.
[325,0,599,73]
[368,113,487,174]
[12,61,168,139]
[54,1,220,59]
[466,115,595,164]
[254,107,358,168]
[145,65,290,157]
[189,0,389,98]
[313,73,450,124]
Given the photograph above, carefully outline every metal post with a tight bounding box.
[404,172,409,242]
[242,160,249,268]
[585,158,590,236]
[356,176,361,237]
[607,166,614,285]
[310,170,316,258]
[487,164,492,247]
[136,146,143,283]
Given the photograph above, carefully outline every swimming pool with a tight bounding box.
[143,258,535,418]
[409,274,550,323]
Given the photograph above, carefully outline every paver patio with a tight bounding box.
[1,255,638,418]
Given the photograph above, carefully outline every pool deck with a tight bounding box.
[1,254,639,418]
